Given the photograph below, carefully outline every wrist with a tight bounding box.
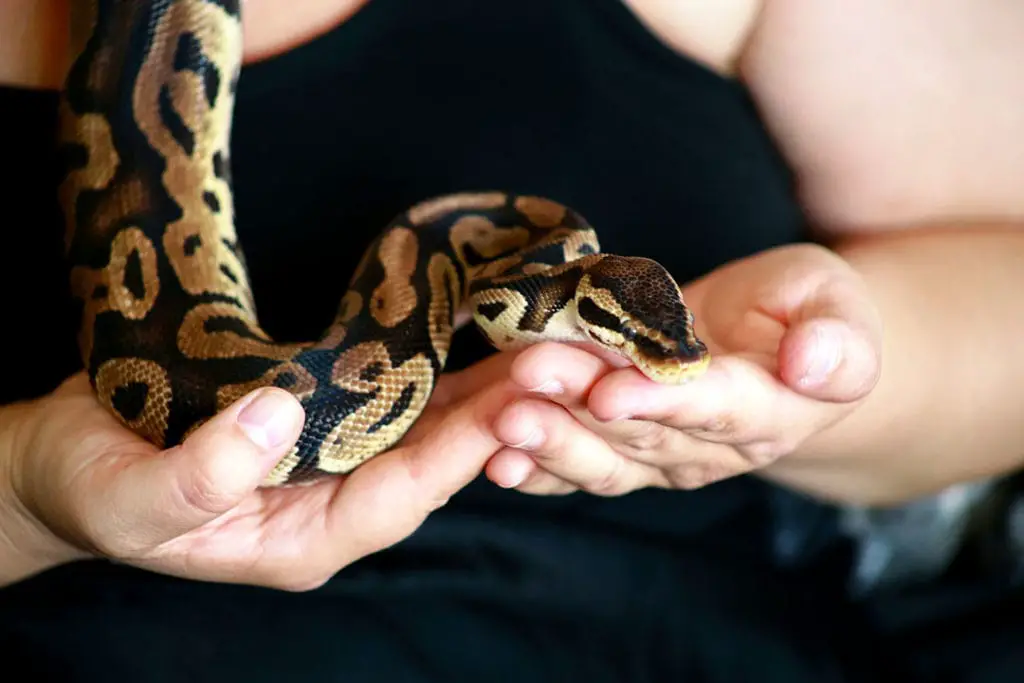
[0,399,86,587]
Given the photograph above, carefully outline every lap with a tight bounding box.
[0,485,875,683]
[2,481,1019,682]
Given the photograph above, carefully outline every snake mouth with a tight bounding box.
[581,327,711,385]
[637,352,711,384]
[584,327,625,350]
[632,334,711,384]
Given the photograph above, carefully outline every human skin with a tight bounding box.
[485,0,1024,503]
[1,0,1022,588]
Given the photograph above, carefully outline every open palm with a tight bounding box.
[11,356,517,590]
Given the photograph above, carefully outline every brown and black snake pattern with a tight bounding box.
[57,0,710,487]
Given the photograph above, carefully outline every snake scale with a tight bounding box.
[56,0,710,487]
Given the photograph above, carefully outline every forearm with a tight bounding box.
[763,226,1024,505]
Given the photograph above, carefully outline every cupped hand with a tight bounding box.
[3,353,517,590]
[484,243,883,495]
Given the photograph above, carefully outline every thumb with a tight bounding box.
[777,274,882,403]
[107,387,304,551]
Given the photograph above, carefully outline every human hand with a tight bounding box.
[484,244,883,495]
[1,356,515,590]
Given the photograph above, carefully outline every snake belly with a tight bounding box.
[56,0,710,487]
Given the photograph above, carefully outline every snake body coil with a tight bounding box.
[57,0,709,486]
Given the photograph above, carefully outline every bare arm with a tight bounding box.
[763,227,1024,504]
[0,1,68,90]
[739,0,1024,504]
[0,0,367,90]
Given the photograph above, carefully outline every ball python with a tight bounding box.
[56,0,710,487]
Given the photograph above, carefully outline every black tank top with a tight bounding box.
[6,9,1019,679]
[2,0,808,550]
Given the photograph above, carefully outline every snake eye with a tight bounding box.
[621,325,637,341]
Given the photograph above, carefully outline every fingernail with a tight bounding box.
[802,326,842,386]
[237,389,296,449]
[507,427,544,451]
[529,379,563,395]
[500,458,535,488]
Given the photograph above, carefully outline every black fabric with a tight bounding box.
[0,1,1019,681]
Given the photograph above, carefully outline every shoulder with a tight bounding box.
[0,0,69,90]
[0,0,367,90]
[618,0,761,75]
[8,1,1020,233]
[735,0,1024,232]
[634,0,1024,232]
[238,0,368,64]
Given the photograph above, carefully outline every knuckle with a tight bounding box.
[696,410,749,439]
[624,422,670,453]
[665,464,709,490]
[690,361,761,440]
[699,416,733,435]
[586,457,630,497]
[740,440,789,468]
[665,462,736,490]
[176,449,240,515]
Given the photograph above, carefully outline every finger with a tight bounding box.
[100,387,305,555]
[322,378,514,569]
[587,355,801,447]
[485,447,538,489]
[489,417,761,494]
[770,268,882,402]
[779,316,881,402]
[490,399,749,488]
[492,397,659,496]
[507,342,617,408]
[486,449,578,495]
[404,350,523,448]
[156,381,519,591]
[429,349,518,408]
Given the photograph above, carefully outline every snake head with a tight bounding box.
[575,256,709,384]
